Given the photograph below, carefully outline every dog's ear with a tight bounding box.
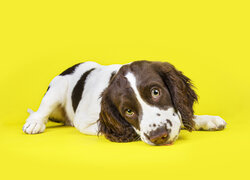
[98,88,140,142]
[153,62,198,131]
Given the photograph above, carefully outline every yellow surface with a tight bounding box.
[0,1,250,179]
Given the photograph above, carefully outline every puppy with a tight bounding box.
[23,61,227,145]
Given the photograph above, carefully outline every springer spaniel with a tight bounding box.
[23,61,227,145]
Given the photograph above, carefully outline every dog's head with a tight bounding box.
[98,61,197,145]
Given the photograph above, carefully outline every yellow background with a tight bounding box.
[0,1,249,179]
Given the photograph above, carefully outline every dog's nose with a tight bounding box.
[148,126,171,145]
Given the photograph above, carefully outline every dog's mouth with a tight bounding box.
[143,133,174,146]
[142,123,181,146]
[142,129,174,146]
[162,141,174,146]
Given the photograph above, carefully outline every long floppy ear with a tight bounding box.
[97,90,140,142]
[153,62,198,131]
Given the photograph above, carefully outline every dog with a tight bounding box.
[23,60,227,145]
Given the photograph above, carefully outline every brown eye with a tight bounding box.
[151,88,160,98]
[125,109,134,116]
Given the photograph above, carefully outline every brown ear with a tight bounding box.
[98,90,140,142]
[154,62,198,131]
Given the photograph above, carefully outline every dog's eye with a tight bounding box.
[151,88,160,98]
[125,109,134,117]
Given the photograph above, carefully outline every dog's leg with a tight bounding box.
[23,76,68,134]
[191,115,227,131]
[73,112,99,135]
[73,101,100,136]
[77,123,99,135]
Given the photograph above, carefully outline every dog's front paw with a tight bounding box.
[23,121,46,134]
[194,115,227,131]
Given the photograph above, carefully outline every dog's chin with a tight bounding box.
[155,141,174,146]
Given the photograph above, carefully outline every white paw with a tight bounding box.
[23,121,46,134]
[194,115,227,131]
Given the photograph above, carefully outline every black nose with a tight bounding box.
[147,126,171,145]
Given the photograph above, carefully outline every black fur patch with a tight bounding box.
[59,63,82,76]
[71,68,95,112]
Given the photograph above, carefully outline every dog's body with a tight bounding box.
[23,61,226,145]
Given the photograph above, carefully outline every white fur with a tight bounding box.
[193,115,227,130]
[23,61,227,145]
[125,72,181,145]
[23,62,122,135]
[73,64,122,135]
[23,75,69,134]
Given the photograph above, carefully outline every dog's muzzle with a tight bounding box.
[144,124,172,145]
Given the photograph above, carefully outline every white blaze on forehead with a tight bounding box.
[125,72,171,124]
[125,72,181,144]
[125,72,159,116]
